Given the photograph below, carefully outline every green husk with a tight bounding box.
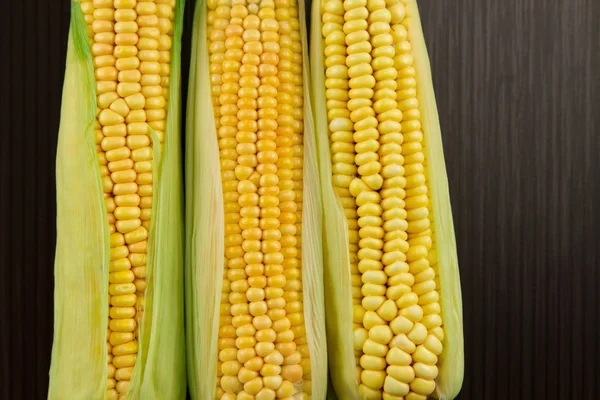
[310,0,464,399]
[185,0,328,398]
[48,2,187,399]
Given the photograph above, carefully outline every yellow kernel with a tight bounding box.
[134,161,152,173]
[140,61,161,74]
[136,1,157,15]
[114,206,141,220]
[391,334,416,355]
[109,318,136,332]
[114,184,138,198]
[110,332,134,348]
[132,146,152,161]
[383,375,410,396]
[410,377,436,396]
[111,294,137,307]
[109,257,131,272]
[116,380,130,394]
[115,367,133,381]
[127,135,150,149]
[109,305,136,320]
[116,218,142,233]
[369,324,393,345]
[126,229,147,249]
[385,346,412,366]
[108,282,136,296]
[115,194,140,206]
[118,82,141,97]
[126,109,147,123]
[360,355,386,371]
[363,338,388,358]
[125,226,148,244]
[109,269,135,284]
[129,254,146,268]
[112,340,138,357]
[103,123,127,137]
[115,0,136,9]
[145,96,166,109]
[137,14,159,27]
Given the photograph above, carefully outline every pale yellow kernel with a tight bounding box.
[109,269,135,284]
[114,206,141,220]
[136,1,156,15]
[362,338,388,357]
[99,109,125,126]
[369,324,393,345]
[362,295,385,312]
[146,109,166,121]
[103,124,127,137]
[115,367,133,381]
[92,43,114,58]
[116,56,140,71]
[111,294,137,307]
[101,137,126,152]
[411,344,437,366]
[112,340,138,357]
[221,375,243,392]
[109,318,136,333]
[93,8,114,21]
[127,135,150,149]
[127,122,148,136]
[410,378,435,396]
[115,194,140,206]
[115,0,136,8]
[358,384,382,400]
[129,254,146,268]
[413,362,438,381]
[407,322,428,345]
[376,299,397,322]
[140,61,161,75]
[98,92,119,109]
[360,354,386,371]
[131,146,152,161]
[137,14,159,27]
[116,380,129,394]
[421,313,442,329]
[383,375,410,396]
[145,96,166,109]
[390,333,416,354]
[389,315,414,335]
[108,281,136,295]
[400,304,423,323]
[134,161,152,174]
[125,93,146,110]
[117,82,141,97]
[116,218,142,233]
[109,257,131,272]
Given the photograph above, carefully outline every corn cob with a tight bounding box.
[185,0,327,398]
[49,1,185,399]
[311,0,464,399]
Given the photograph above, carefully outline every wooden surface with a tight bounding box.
[1,0,599,398]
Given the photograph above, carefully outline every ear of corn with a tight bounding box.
[310,0,464,398]
[49,1,186,399]
[185,0,328,398]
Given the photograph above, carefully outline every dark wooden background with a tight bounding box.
[1,0,599,399]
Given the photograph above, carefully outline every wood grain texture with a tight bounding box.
[417,0,600,398]
[0,0,598,399]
